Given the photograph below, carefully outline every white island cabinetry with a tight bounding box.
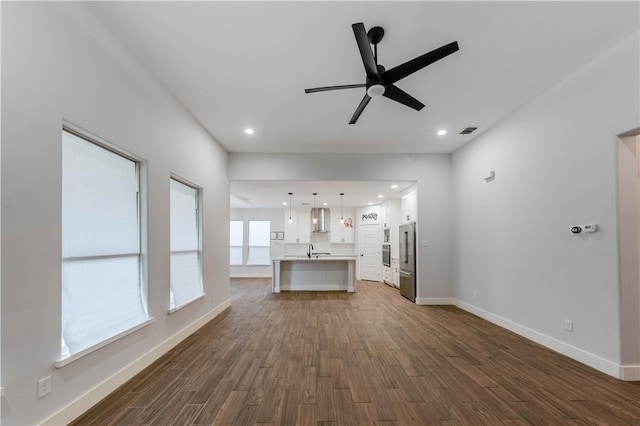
[272,256,357,293]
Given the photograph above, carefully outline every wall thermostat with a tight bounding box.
[571,224,597,234]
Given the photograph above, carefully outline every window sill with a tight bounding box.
[167,294,205,314]
[55,318,155,368]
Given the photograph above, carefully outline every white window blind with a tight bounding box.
[170,178,203,311]
[61,130,148,357]
[248,220,270,265]
[230,220,243,265]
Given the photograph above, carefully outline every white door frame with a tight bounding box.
[617,132,640,377]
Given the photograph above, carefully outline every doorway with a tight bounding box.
[359,223,381,281]
[617,129,640,379]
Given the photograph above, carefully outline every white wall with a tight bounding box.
[451,33,639,375]
[230,208,284,277]
[228,153,453,301]
[1,3,230,424]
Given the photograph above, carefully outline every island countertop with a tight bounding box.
[274,255,357,261]
[272,256,356,293]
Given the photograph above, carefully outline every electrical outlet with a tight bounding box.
[564,319,574,332]
[38,376,51,399]
[472,290,478,300]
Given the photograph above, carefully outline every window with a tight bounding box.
[247,220,270,265]
[229,221,243,265]
[61,129,148,359]
[169,178,203,312]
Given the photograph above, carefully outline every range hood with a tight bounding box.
[312,208,329,233]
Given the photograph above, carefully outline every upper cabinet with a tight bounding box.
[400,189,417,224]
[380,203,388,230]
[285,208,311,243]
[380,199,400,230]
[330,208,355,244]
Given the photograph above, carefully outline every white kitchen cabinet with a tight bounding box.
[384,199,401,256]
[391,258,399,287]
[380,203,388,229]
[400,190,417,224]
[330,208,355,243]
[382,266,391,284]
[285,208,311,243]
[381,199,400,231]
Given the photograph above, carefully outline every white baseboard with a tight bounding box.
[416,297,454,305]
[620,365,640,381]
[454,299,624,380]
[42,298,232,426]
[281,283,347,291]
[230,272,272,278]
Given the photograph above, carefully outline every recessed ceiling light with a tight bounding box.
[244,128,254,135]
[283,202,287,206]
[391,184,398,189]
[437,129,447,136]
[377,194,383,199]
[368,202,373,205]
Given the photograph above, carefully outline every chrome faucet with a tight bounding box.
[307,243,314,258]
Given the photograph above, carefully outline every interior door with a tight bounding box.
[360,224,381,281]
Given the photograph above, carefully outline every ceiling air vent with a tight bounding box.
[460,127,478,135]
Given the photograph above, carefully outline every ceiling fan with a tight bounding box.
[305,23,459,124]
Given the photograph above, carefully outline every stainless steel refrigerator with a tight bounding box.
[399,222,416,302]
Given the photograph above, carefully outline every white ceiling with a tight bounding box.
[231,180,415,209]
[88,1,639,155]
[86,2,638,209]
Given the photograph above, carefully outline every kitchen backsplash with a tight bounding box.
[284,234,355,256]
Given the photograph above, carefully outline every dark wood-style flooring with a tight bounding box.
[71,278,640,425]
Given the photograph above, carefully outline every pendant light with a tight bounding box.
[312,193,318,224]
[288,193,293,224]
[339,192,345,224]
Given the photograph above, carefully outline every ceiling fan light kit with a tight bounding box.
[367,84,385,97]
[305,22,459,124]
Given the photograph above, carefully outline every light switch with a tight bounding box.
[420,240,428,247]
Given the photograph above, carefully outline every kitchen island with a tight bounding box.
[272,256,357,293]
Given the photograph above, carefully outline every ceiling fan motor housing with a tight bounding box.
[367,26,385,45]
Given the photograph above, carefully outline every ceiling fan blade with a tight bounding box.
[381,41,459,85]
[352,23,380,80]
[305,84,366,94]
[382,85,425,111]
[349,94,372,124]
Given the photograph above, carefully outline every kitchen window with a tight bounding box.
[247,220,270,265]
[169,177,203,312]
[229,220,243,265]
[60,128,149,362]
